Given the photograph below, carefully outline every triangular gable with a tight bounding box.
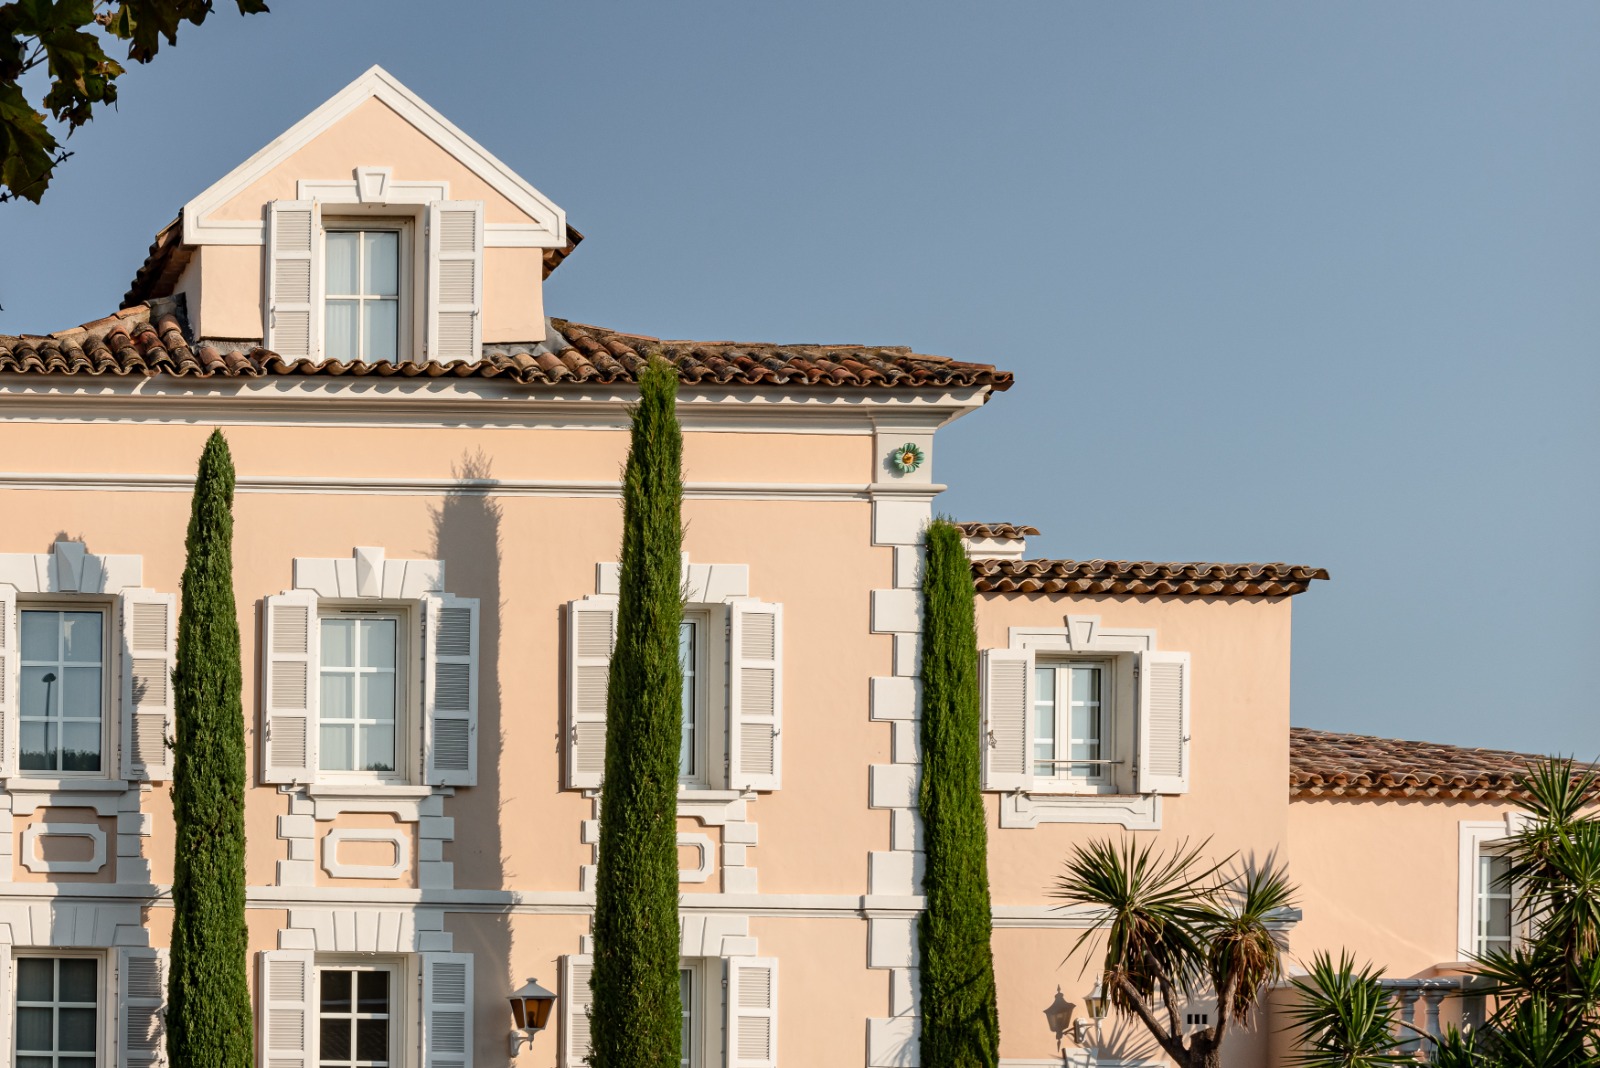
[182,65,565,251]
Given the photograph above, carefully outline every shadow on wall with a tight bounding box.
[429,450,511,1052]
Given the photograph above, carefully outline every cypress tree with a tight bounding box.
[919,518,1001,1067]
[590,357,684,1068]
[167,430,253,1068]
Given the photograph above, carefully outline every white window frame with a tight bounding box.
[1458,818,1526,960]
[316,605,415,786]
[16,600,114,781]
[1032,658,1117,792]
[13,949,109,1068]
[680,610,711,788]
[317,213,419,364]
[314,957,407,1068]
[678,958,722,1068]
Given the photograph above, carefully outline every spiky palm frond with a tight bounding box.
[1204,857,1297,1026]
[1478,994,1600,1068]
[1052,837,1225,1013]
[1426,1026,1488,1068]
[1285,951,1413,1068]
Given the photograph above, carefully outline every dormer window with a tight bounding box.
[324,226,404,363]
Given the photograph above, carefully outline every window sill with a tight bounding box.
[306,783,434,800]
[998,790,1161,831]
[676,787,751,802]
[4,777,131,793]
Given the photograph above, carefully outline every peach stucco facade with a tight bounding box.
[0,65,1520,1068]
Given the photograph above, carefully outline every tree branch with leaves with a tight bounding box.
[1,0,267,204]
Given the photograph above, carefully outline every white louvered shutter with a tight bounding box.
[262,591,319,783]
[266,200,321,359]
[259,951,314,1068]
[565,597,616,789]
[422,953,473,1068]
[118,947,167,1067]
[426,201,484,362]
[728,599,783,791]
[119,590,176,781]
[0,587,15,777]
[424,594,478,786]
[726,957,779,1068]
[560,954,594,1068]
[980,648,1035,791]
[1137,650,1191,795]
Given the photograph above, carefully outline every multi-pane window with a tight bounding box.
[15,956,97,1068]
[318,967,392,1068]
[325,229,400,363]
[1033,661,1109,785]
[320,616,400,777]
[19,610,105,774]
[679,967,694,1068]
[679,614,708,785]
[1476,849,1514,956]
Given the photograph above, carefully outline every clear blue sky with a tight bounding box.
[3,3,1596,755]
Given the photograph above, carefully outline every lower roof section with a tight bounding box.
[972,558,1328,597]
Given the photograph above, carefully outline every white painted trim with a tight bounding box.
[0,471,943,504]
[0,901,146,946]
[292,547,443,598]
[183,66,564,248]
[0,541,141,594]
[999,792,1161,830]
[1458,816,1519,960]
[322,828,410,880]
[1009,618,1157,655]
[0,378,992,429]
[298,175,448,204]
[20,823,107,874]
[678,834,716,884]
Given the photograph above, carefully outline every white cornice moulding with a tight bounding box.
[183,65,564,248]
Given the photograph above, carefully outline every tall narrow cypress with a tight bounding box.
[167,430,253,1068]
[590,358,685,1068]
[919,518,1001,1067]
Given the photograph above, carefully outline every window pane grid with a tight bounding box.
[325,229,399,363]
[320,618,399,777]
[1035,663,1108,784]
[15,957,97,1068]
[1476,851,1514,956]
[679,621,698,780]
[318,967,391,1068]
[19,611,104,774]
[679,967,694,1068]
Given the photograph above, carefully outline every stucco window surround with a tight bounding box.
[567,556,782,797]
[265,548,474,892]
[0,542,176,790]
[980,617,1191,830]
[266,181,484,365]
[562,920,775,1068]
[1458,814,1530,962]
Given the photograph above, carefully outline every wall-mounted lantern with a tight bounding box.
[508,977,558,1057]
[1073,975,1110,1046]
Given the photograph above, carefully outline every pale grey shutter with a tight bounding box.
[119,590,176,781]
[258,951,314,1068]
[118,947,167,1067]
[1137,650,1191,794]
[262,592,319,783]
[726,956,779,1068]
[980,648,1034,791]
[0,587,15,777]
[559,954,594,1068]
[424,594,478,786]
[422,953,473,1068]
[425,201,483,362]
[266,200,321,359]
[565,597,616,789]
[727,599,782,791]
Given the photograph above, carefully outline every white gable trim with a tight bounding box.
[183,65,565,249]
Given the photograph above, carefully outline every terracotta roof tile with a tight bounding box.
[1288,727,1573,800]
[972,559,1327,597]
[956,523,1040,539]
[0,306,1012,392]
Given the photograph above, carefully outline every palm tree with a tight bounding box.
[1052,837,1296,1068]
[1284,951,1412,1068]
[1289,758,1600,1067]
